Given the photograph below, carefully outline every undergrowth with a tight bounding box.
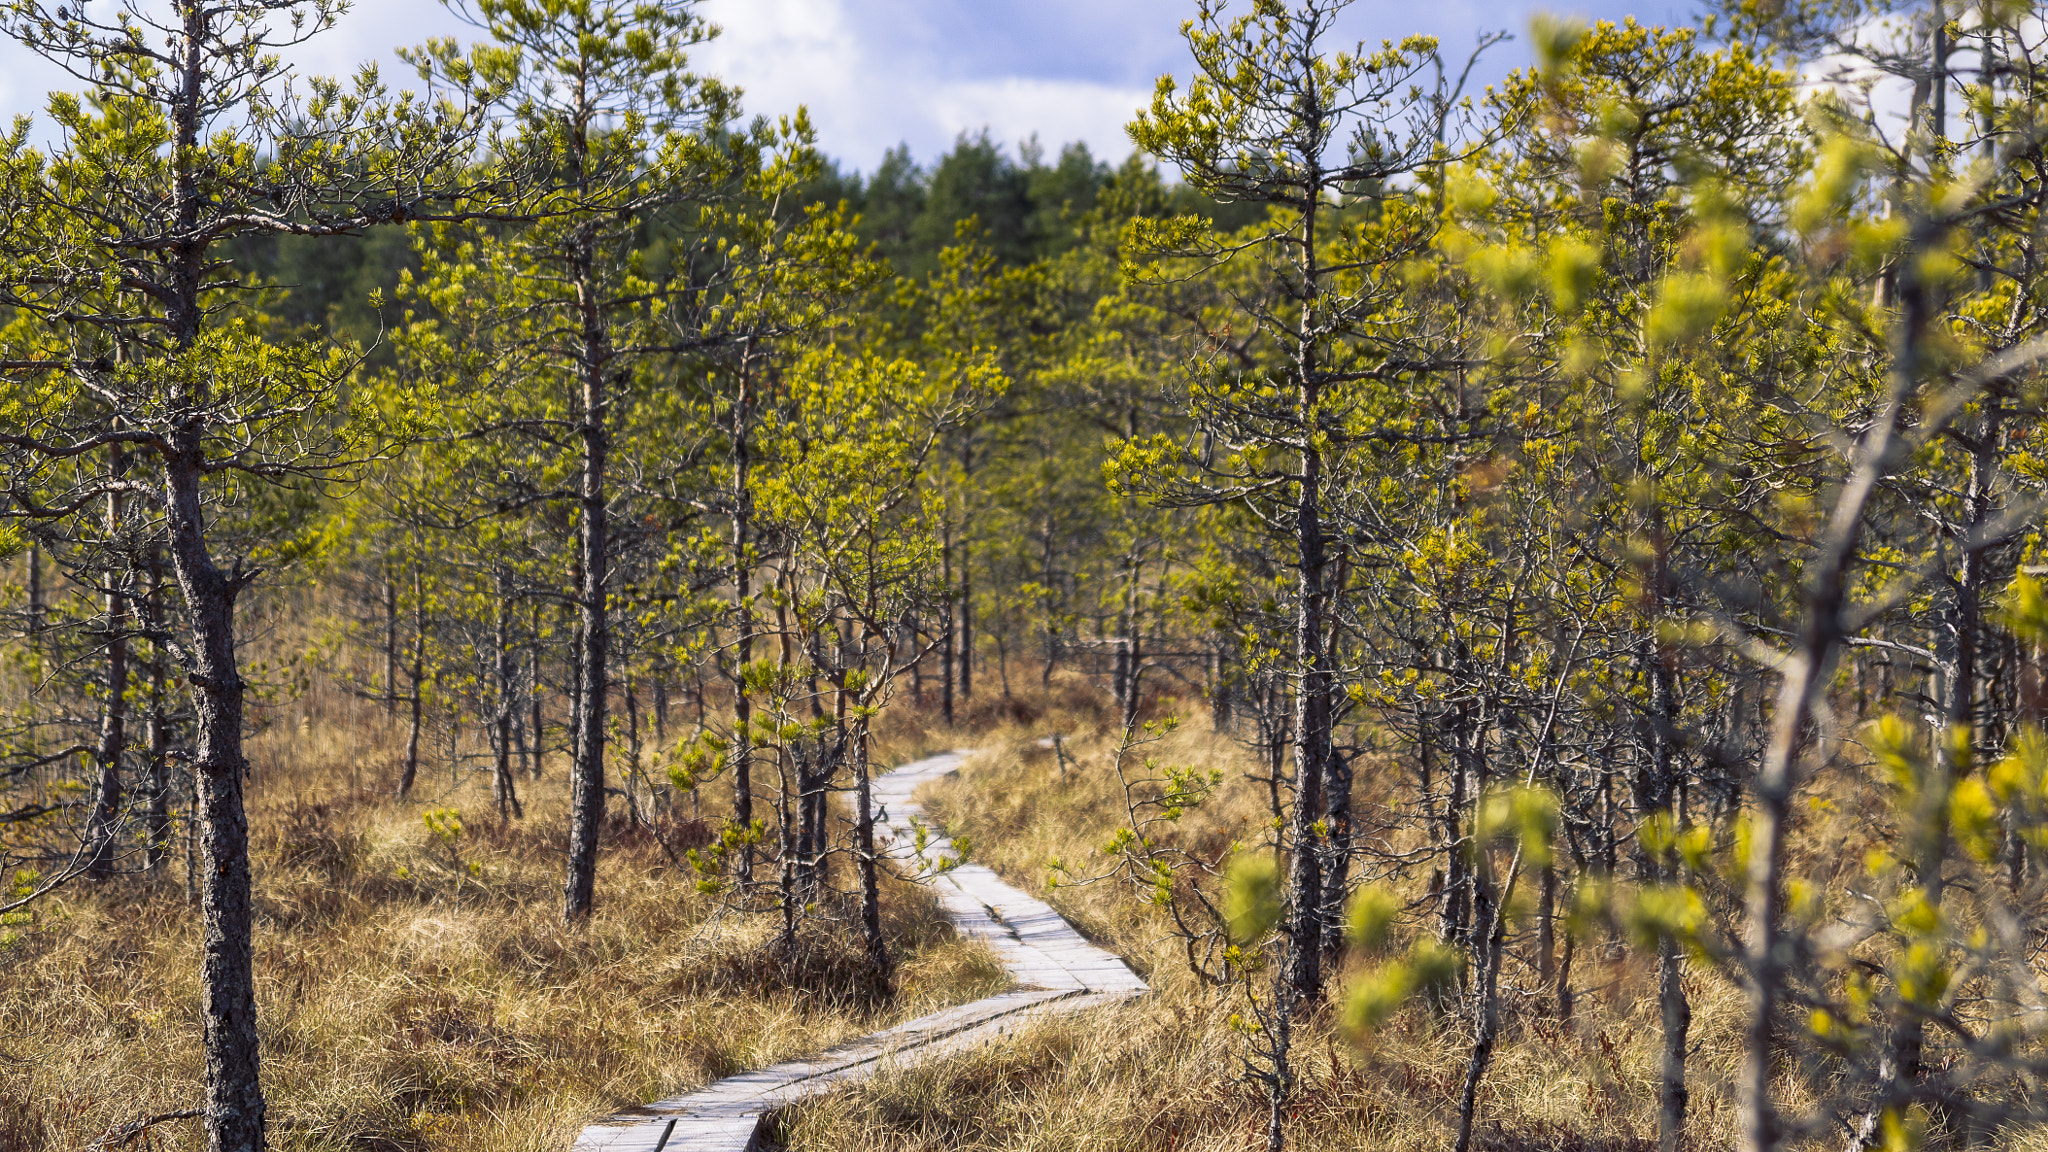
[0,677,1004,1152]
[770,695,1794,1152]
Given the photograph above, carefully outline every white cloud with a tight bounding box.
[926,77,1152,163]
[695,0,1157,171]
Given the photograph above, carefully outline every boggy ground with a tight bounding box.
[0,683,1007,1152]
[3,671,1909,1152]
[768,694,1781,1152]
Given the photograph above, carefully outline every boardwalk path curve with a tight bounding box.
[570,749,1149,1152]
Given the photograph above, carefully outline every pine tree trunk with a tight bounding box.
[26,543,43,644]
[88,448,129,881]
[776,747,798,954]
[1641,541,1691,1152]
[163,435,266,1152]
[383,565,398,718]
[1284,435,1329,1006]
[493,573,522,825]
[941,524,956,726]
[1437,704,1471,952]
[730,345,756,890]
[1115,551,1143,730]
[854,716,887,976]
[1454,859,1511,1152]
[399,565,425,800]
[562,223,612,924]
[528,603,545,780]
[145,551,173,872]
[1283,167,1335,1005]
[958,537,973,703]
[1040,513,1059,688]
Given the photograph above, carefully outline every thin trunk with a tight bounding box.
[1454,850,1516,1152]
[1557,846,1578,1022]
[399,564,425,799]
[1317,554,1358,977]
[528,603,544,780]
[776,746,798,953]
[625,673,644,824]
[957,444,974,703]
[160,24,269,1134]
[1641,529,1691,1152]
[1115,550,1144,730]
[731,342,757,889]
[165,371,266,1152]
[383,566,398,718]
[1040,512,1059,688]
[567,593,584,777]
[562,211,612,924]
[1284,125,1335,1008]
[941,523,956,726]
[1319,743,1354,978]
[145,550,172,872]
[1265,965,1295,1152]
[959,536,973,703]
[493,573,522,825]
[1438,704,1472,950]
[855,715,887,975]
[25,543,43,644]
[183,760,198,903]
[88,445,129,881]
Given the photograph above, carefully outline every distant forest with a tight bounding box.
[229,134,1267,353]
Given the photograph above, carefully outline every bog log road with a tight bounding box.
[569,749,1150,1152]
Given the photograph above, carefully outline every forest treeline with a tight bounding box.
[5,1,2048,1151]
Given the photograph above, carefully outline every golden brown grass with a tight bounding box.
[0,673,1007,1152]
[0,643,1941,1152]
[766,695,1777,1152]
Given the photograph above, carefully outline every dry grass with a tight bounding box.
[0,673,1008,1152]
[766,692,1779,1152]
[0,643,1966,1152]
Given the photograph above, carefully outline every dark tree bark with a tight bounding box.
[87,448,129,881]
[144,550,174,873]
[1437,702,1472,952]
[1113,549,1144,731]
[729,341,758,889]
[1639,535,1691,1152]
[562,213,614,924]
[528,603,545,780]
[383,564,398,718]
[854,718,887,975]
[940,523,956,726]
[399,564,425,800]
[1454,849,1515,1152]
[26,543,43,643]
[958,537,973,703]
[167,457,265,1152]
[492,572,523,825]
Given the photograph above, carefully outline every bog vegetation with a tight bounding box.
[4,1,2048,1151]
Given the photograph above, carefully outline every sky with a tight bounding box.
[0,0,1698,176]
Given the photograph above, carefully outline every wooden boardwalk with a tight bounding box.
[569,750,1149,1152]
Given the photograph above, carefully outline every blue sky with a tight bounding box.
[0,0,1697,174]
